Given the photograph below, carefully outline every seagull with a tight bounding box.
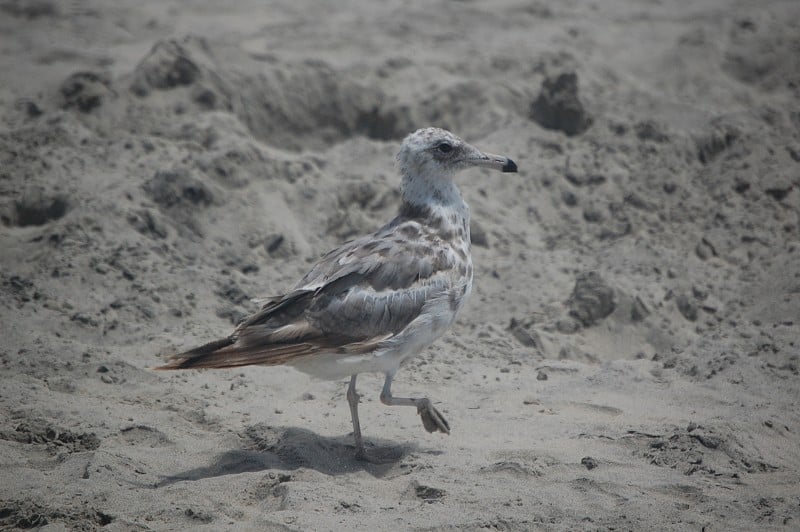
[156,127,517,459]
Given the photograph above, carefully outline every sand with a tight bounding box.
[1,0,799,530]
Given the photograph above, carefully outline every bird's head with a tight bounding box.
[397,127,517,180]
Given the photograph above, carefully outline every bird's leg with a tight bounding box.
[346,374,367,460]
[380,371,450,434]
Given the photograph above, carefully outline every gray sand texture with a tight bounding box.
[1,0,799,530]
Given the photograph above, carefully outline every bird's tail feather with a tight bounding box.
[154,336,318,370]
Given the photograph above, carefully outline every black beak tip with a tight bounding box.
[502,159,518,173]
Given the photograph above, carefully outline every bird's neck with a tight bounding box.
[401,170,467,213]
[398,170,470,238]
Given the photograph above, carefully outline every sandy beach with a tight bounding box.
[1,0,799,529]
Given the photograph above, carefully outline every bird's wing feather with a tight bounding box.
[157,221,460,370]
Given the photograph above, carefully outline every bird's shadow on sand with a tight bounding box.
[155,424,431,487]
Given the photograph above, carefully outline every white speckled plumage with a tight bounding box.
[157,127,517,459]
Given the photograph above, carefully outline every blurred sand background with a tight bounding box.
[1,0,799,529]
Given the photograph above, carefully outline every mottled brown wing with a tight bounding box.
[156,220,458,371]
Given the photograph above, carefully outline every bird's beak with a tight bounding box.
[468,150,518,173]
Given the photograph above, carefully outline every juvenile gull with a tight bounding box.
[156,127,517,459]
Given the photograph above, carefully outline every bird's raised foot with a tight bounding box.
[416,398,450,434]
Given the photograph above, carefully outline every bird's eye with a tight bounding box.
[437,142,453,153]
